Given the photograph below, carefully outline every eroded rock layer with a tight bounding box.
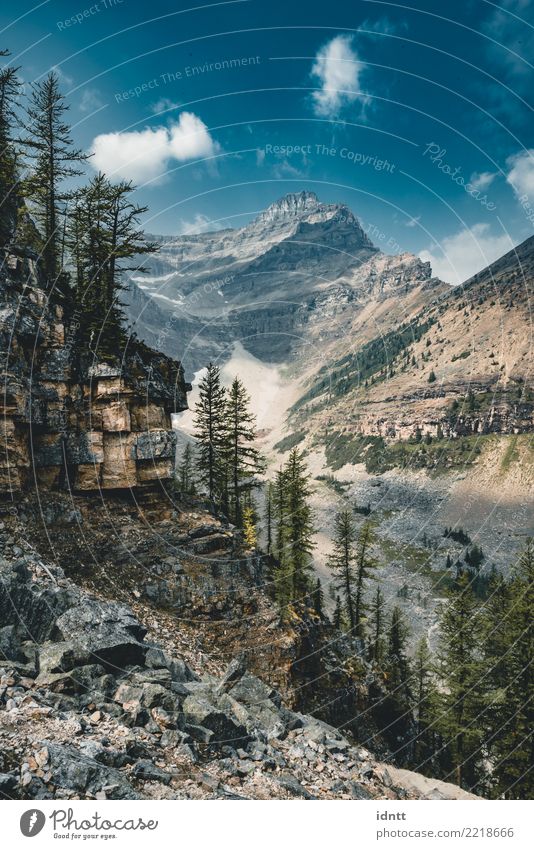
[0,247,189,495]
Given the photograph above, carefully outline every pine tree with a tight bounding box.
[225,376,265,524]
[327,509,358,630]
[24,72,89,286]
[354,522,378,639]
[369,584,386,665]
[333,594,344,629]
[242,505,257,550]
[413,637,439,766]
[69,173,157,356]
[313,578,324,616]
[489,541,534,798]
[177,442,195,496]
[264,481,274,556]
[382,605,413,756]
[0,50,21,246]
[193,362,228,505]
[437,572,485,790]
[284,448,315,600]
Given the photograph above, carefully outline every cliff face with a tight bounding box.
[0,246,190,496]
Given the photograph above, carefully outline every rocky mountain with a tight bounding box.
[126,191,442,369]
[127,192,534,625]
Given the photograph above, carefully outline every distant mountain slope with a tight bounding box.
[287,234,534,452]
[126,191,444,370]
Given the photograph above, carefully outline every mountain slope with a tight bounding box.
[127,191,444,369]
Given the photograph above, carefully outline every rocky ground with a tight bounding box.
[0,523,476,801]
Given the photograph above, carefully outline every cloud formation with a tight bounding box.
[506,149,534,200]
[90,112,218,184]
[419,223,514,285]
[310,35,367,118]
[469,171,497,191]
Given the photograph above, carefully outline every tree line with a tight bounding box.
[0,50,155,359]
[245,439,532,800]
[177,362,266,531]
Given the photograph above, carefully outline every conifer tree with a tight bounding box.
[24,72,89,285]
[437,572,485,790]
[193,362,228,505]
[177,442,196,496]
[272,466,291,610]
[225,376,265,524]
[69,173,157,355]
[353,521,378,639]
[333,594,344,629]
[313,577,324,616]
[377,605,415,758]
[284,448,315,599]
[0,50,21,246]
[264,481,274,556]
[242,505,257,549]
[413,637,439,765]
[327,509,358,630]
[369,584,386,665]
[489,541,534,798]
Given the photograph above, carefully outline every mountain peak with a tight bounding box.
[255,190,320,223]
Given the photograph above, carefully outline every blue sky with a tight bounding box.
[2,0,534,282]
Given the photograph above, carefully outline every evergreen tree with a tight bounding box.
[264,481,274,556]
[313,578,324,616]
[242,505,257,550]
[24,72,89,286]
[225,376,265,524]
[489,541,534,798]
[327,509,358,630]
[437,572,485,790]
[177,442,196,496]
[353,522,378,639]
[369,584,386,666]
[193,362,228,504]
[413,637,439,766]
[333,594,344,630]
[382,605,413,757]
[69,173,157,355]
[272,466,292,610]
[0,50,21,246]
[284,448,315,600]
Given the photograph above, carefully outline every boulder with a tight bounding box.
[45,742,138,799]
[182,694,249,748]
[54,599,147,671]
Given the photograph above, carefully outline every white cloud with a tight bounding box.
[79,88,104,113]
[405,215,420,228]
[176,213,224,235]
[419,223,514,285]
[150,97,181,114]
[469,171,497,191]
[90,112,218,184]
[506,149,534,201]
[310,35,368,118]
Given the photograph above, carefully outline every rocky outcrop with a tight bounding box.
[0,247,190,495]
[0,549,477,801]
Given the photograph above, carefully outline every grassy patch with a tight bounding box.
[315,474,350,495]
[500,435,519,472]
[325,431,491,474]
[273,430,306,453]
[292,317,434,411]
[379,537,453,596]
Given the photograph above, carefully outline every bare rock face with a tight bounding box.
[0,248,190,495]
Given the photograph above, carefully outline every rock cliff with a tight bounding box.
[0,245,190,496]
